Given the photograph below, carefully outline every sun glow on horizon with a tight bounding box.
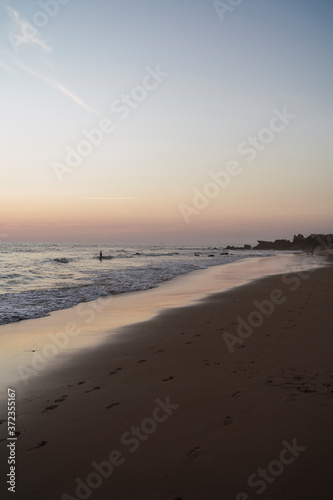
[1,1,332,243]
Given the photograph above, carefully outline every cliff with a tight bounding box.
[253,234,333,251]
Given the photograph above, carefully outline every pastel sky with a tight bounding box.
[1,0,332,244]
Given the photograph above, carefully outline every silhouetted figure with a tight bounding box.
[99,251,103,261]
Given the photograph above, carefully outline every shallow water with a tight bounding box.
[0,242,281,325]
[0,252,326,398]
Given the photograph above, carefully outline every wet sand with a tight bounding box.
[0,259,333,499]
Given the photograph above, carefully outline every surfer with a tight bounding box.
[99,251,103,261]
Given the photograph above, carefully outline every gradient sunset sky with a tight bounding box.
[1,0,332,244]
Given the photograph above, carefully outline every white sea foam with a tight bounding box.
[0,243,290,326]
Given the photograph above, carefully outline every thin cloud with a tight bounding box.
[14,60,99,114]
[51,81,99,114]
[3,5,98,114]
[4,5,51,53]
[85,198,138,200]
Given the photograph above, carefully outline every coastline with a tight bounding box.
[1,255,333,499]
[0,252,324,397]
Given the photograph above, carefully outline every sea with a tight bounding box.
[0,242,283,326]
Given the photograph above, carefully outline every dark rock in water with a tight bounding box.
[225,245,252,251]
[208,254,215,257]
[254,239,291,250]
[194,253,200,256]
[220,252,229,255]
[135,252,141,255]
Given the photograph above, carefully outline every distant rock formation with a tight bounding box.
[225,244,252,250]
[253,234,333,251]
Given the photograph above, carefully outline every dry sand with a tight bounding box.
[1,261,333,500]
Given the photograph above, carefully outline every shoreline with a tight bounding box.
[0,252,325,397]
[0,246,280,328]
[0,256,333,499]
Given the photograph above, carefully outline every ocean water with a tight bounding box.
[0,243,282,326]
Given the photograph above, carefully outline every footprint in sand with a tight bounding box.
[163,376,174,382]
[136,359,146,364]
[78,381,87,385]
[86,387,101,393]
[232,391,241,398]
[107,403,120,409]
[187,446,200,459]
[42,405,58,413]
[224,416,234,426]
[158,349,165,353]
[185,342,192,345]
[298,388,316,394]
[0,419,6,425]
[54,395,68,403]
[28,441,47,451]
[109,368,122,375]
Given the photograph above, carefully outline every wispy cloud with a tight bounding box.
[51,81,99,114]
[3,5,98,114]
[14,60,99,114]
[4,5,51,53]
[85,198,138,200]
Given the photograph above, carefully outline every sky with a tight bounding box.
[0,0,332,244]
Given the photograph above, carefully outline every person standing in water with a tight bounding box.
[99,251,103,261]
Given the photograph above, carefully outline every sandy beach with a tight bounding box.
[2,0,332,497]
[1,256,333,500]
